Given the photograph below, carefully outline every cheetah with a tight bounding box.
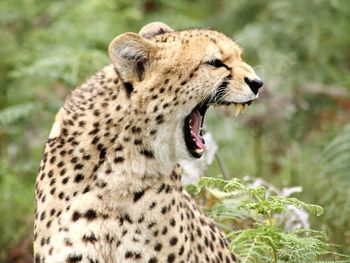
[34,22,263,263]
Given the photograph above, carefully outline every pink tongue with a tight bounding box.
[190,111,206,150]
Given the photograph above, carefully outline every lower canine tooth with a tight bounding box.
[195,148,204,154]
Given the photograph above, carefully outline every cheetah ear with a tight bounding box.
[139,21,174,39]
[108,32,157,82]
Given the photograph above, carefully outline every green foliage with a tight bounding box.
[0,160,34,261]
[0,103,37,127]
[188,177,348,263]
[321,125,350,179]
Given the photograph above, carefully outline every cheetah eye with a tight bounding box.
[205,59,229,69]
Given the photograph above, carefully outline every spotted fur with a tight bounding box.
[34,22,261,262]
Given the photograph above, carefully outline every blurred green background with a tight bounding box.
[0,0,349,262]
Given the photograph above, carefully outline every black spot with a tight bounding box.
[210,231,216,241]
[170,218,176,227]
[162,226,168,235]
[231,253,237,261]
[78,121,86,127]
[40,212,46,221]
[165,185,171,193]
[115,145,123,151]
[74,174,84,183]
[72,211,81,222]
[114,156,125,163]
[148,222,156,229]
[99,148,106,159]
[49,156,56,164]
[133,190,145,202]
[156,114,164,124]
[161,206,167,214]
[157,183,166,193]
[83,185,91,194]
[149,257,158,263]
[196,227,202,237]
[125,251,141,259]
[82,233,98,243]
[149,201,157,209]
[67,254,82,263]
[167,253,175,263]
[93,109,100,117]
[134,139,142,145]
[218,251,223,261]
[50,187,56,195]
[123,214,133,224]
[154,243,162,251]
[131,126,142,134]
[74,163,83,170]
[91,136,99,144]
[50,208,56,216]
[84,209,97,221]
[169,236,178,246]
[179,245,184,255]
[138,215,145,223]
[88,258,98,263]
[49,178,56,186]
[140,149,154,158]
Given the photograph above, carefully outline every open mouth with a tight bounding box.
[183,100,253,158]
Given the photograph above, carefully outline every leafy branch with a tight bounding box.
[187,177,349,262]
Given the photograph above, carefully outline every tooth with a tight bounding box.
[195,148,204,154]
[242,104,248,113]
[234,104,243,116]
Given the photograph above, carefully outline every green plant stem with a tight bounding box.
[266,213,273,226]
[270,240,278,263]
[253,190,277,262]
[215,151,230,180]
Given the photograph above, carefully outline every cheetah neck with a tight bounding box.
[47,65,186,199]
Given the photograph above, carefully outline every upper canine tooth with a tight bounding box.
[234,104,243,116]
[242,103,248,113]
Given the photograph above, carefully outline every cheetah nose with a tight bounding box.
[244,77,263,95]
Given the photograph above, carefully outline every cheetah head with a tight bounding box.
[108,22,262,160]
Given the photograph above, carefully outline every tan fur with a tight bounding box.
[34,22,261,263]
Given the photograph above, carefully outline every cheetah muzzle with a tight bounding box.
[34,21,263,263]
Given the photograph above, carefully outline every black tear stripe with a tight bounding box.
[124,82,134,98]
[210,74,232,104]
